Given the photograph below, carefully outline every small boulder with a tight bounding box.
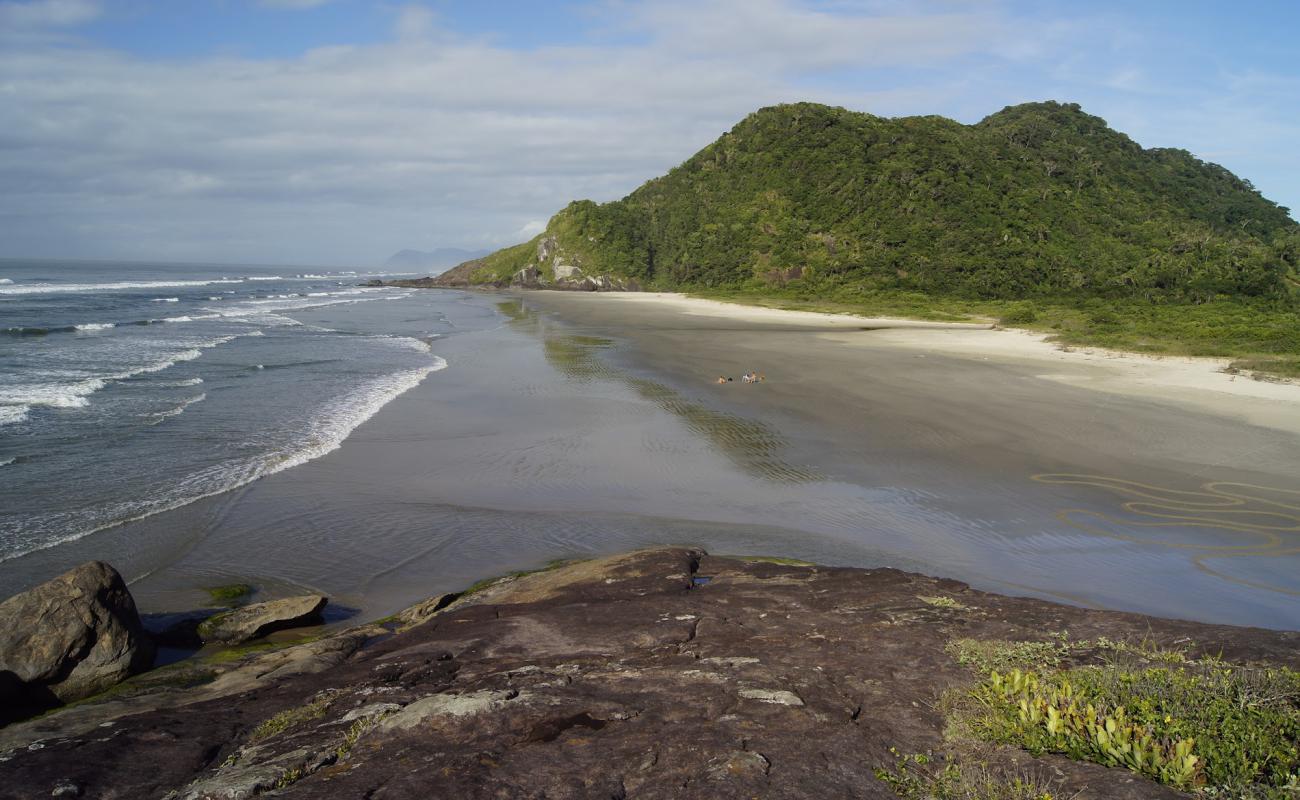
[0,561,155,717]
[197,595,328,645]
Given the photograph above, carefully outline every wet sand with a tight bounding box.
[3,289,1297,630]
[517,291,1300,627]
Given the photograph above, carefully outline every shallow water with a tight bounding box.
[2,285,1296,630]
[0,260,444,569]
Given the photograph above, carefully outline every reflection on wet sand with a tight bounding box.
[1033,474,1300,597]
[500,299,818,484]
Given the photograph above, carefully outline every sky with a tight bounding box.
[1,0,1297,267]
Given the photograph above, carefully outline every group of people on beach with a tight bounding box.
[717,371,765,384]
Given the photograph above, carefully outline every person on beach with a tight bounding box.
[717,375,728,384]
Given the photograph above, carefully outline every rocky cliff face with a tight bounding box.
[1,549,1295,799]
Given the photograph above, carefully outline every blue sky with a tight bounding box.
[1,0,1297,266]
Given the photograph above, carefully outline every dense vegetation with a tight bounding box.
[472,101,1296,298]
[941,636,1300,799]
[463,101,1300,371]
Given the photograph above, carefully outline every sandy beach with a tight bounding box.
[570,292,1300,436]
[4,288,1296,631]
[517,290,1300,625]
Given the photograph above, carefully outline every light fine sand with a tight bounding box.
[592,292,1300,437]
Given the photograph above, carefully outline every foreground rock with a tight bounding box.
[0,549,1295,798]
[196,595,328,645]
[0,561,154,720]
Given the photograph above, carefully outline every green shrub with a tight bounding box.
[967,664,1300,797]
[999,304,1038,325]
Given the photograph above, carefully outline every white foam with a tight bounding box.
[0,376,104,409]
[0,456,15,466]
[0,356,449,563]
[385,336,433,353]
[255,357,447,479]
[75,322,116,331]
[144,392,206,423]
[162,314,219,323]
[0,406,30,427]
[156,377,204,387]
[0,279,243,296]
[151,297,180,303]
[0,335,238,412]
[0,278,12,284]
[247,276,282,281]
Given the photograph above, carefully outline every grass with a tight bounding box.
[205,583,253,606]
[875,750,1059,800]
[946,635,1077,675]
[248,689,342,744]
[692,288,1300,381]
[945,637,1300,798]
[919,595,968,610]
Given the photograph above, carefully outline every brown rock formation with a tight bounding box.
[196,595,328,645]
[0,561,154,719]
[0,549,1295,798]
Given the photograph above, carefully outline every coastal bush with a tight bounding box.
[960,656,1300,797]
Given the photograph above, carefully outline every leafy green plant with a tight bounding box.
[966,663,1300,797]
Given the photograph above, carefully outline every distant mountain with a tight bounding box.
[463,101,1299,301]
[384,248,490,271]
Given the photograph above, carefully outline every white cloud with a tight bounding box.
[517,220,547,238]
[0,0,98,28]
[0,0,1292,267]
[394,4,436,42]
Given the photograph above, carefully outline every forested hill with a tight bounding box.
[461,102,1299,302]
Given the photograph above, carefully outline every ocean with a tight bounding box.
[0,260,448,567]
[2,262,1295,630]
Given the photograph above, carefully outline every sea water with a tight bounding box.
[0,260,451,567]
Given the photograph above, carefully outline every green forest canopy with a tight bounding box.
[467,101,1299,304]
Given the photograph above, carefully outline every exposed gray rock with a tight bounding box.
[553,263,583,281]
[196,595,327,645]
[536,235,557,263]
[510,264,540,287]
[0,561,154,716]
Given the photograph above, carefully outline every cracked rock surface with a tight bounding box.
[0,548,1296,799]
